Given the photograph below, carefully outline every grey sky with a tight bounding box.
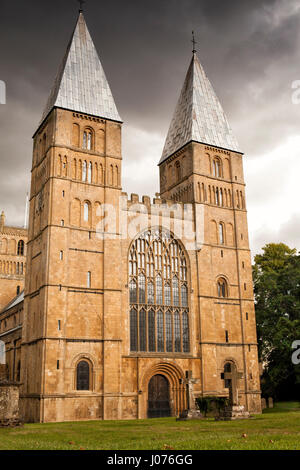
[0,0,300,255]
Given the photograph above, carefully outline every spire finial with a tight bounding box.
[78,0,85,12]
[191,31,197,54]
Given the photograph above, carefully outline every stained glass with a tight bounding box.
[129,229,189,353]
[166,311,172,352]
[148,309,155,352]
[157,310,164,352]
[76,361,90,390]
[139,309,146,351]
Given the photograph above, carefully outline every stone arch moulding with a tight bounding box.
[220,357,240,371]
[140,361,186,418]
[215,273,230,286]
[71,352,97,369]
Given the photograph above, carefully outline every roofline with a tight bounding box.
[1,225,27,232]
[0,291,24,315]
[32,106,123,139]
[158,139,244,166]
[0,325,22,339]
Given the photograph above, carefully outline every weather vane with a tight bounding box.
[191,31,197,54]
[78,0,86,12]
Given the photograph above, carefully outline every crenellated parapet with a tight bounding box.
[120,192,193,221]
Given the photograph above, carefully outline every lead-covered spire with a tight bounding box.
[159,52,240,164]
[39,12,121,126]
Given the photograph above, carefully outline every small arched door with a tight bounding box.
[148,374,171,418]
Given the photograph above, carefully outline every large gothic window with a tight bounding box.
[129,229,190,353]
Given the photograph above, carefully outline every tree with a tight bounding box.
[253,243,300,400]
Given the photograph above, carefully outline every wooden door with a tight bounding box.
[148,374,171,418]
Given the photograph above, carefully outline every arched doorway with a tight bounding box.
[148,374,171,418]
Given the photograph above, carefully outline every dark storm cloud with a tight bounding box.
[0,0,299,253]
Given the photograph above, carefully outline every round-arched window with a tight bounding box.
[76,360,90,391]
[17,240,24,256]
[217,277,228,298]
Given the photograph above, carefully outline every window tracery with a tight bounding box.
[129,229,189,353]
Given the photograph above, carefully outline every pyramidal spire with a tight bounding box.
[39,12,121,127]
[159,52,240,164]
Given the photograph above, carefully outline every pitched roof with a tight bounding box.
[1,291,24,314]
[159,53,240,164]
[39,12,121,127]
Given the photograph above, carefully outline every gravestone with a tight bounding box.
[177,371,203,420]
[261,398,267,410]
[268,397,274,409]
[0,364,22,427]
[218,364,250,420]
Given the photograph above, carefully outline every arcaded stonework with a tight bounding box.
[0,212,27,312]
[0,12,261,423]
[0,296,23,382]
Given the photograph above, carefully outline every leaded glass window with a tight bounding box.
[84,202,89,222]
[88,162,92,183]
[129,279,137,303]
[148,309,155,352]
[174,311,181,352]
[83,132,87,149]
[219,223,224,245]
[172,276,179,306]
[156,275,163,304]
[82,160,87,182]
[181,284,188,307]
[164,282,171,305]
[130,308,138,351]
[182,312,190,353]
[129,229,190,353]
[139,308,146,351]
[147,282,154,304]
[157,310,164,352]
[17,240,24,256]
[166,310,173,352]
[87,132,92,150]
[138,274,145,303]
[217,278,228,298]
[76,360,90,390]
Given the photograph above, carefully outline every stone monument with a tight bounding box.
[177,371,203,420]
[218,363,250,420]
[0,364,22,427]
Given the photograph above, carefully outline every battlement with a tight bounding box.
[121,192,187,214]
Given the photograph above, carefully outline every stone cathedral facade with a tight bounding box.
[0,11,261,422]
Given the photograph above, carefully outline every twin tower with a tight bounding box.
[20,11,261,422]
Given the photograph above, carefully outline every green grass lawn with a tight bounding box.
[1,402,300,450]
